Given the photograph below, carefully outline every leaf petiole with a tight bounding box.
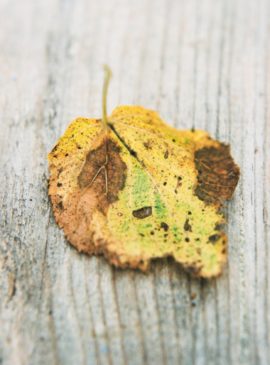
[102,65,112,133]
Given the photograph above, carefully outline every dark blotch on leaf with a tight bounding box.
[132,206,152,219]
[130,150,137,158]
[57,201,64,210]
[78,138,127,211]
[215,223,224,231]
[208,234,220,243]
[143,141,151,149]
[195,144,240,205]
[184,219,192,232]
[160,222,169,231]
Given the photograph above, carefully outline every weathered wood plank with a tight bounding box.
[0,0,269,364]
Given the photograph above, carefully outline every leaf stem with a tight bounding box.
[102,65,112,132]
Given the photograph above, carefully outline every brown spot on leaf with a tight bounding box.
[184,219,192,232]
[132,206,152,219]
[143,140,152,149]
[57,201,64,210]
[208,234,220,243]
[160,222,169,231]
[195,144,240,205]
[175,176,182,190]
[78,138,127,208]
[164,150,169,159]
[57,167,63,177]
[215,223,224,231]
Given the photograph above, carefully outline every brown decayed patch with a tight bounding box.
[78,138,127,211]
[194,144,240,205]
[49,137,127,254]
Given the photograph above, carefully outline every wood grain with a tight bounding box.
[0,0,269,364]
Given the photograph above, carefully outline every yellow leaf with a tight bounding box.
[48,67,239,278]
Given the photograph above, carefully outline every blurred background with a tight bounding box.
[0,0,269,365]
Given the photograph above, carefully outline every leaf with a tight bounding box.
[48,67,239,278]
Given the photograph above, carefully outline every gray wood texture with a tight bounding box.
[0,0,269,364]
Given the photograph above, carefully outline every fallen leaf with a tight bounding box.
[48,66,240,278]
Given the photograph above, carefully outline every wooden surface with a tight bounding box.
[0,0,269,364]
